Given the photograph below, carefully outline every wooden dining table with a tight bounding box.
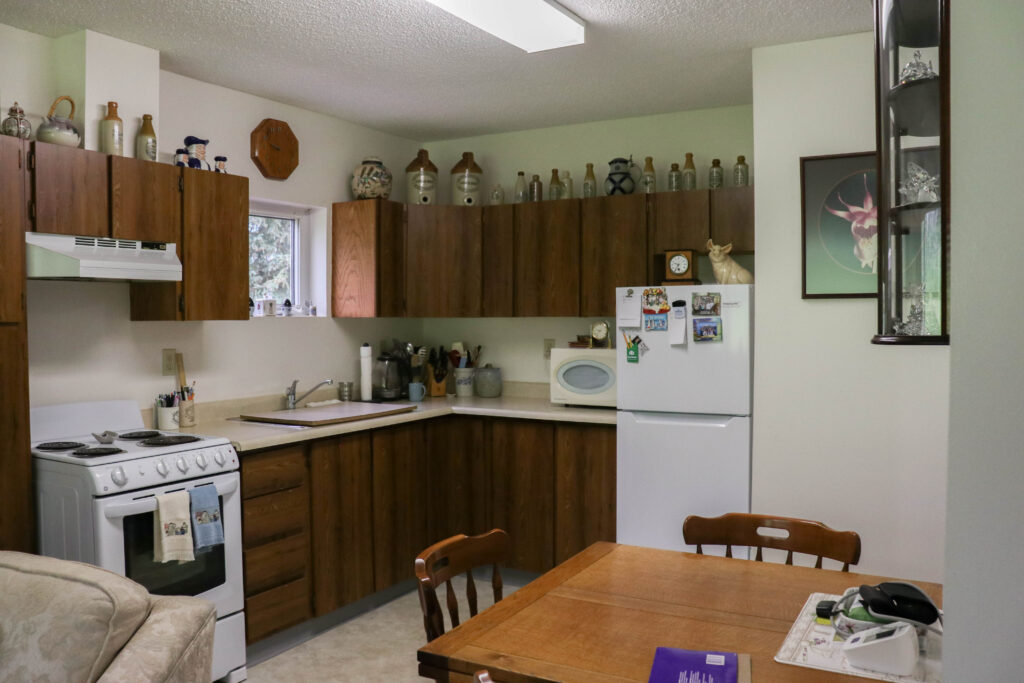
[417,542,943,682]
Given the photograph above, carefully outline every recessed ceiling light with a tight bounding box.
[423,0,585,53]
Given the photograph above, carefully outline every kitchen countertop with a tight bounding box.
[183,395,617,453]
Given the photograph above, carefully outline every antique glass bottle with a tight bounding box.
[529,174,543,202]
[708,158,724,189]
[561,170,573,199]
[733,155,749,187]
[681,153,697,190]
[640,156,657,193]
[135,114,157,161]
[667,163,683,191]
[548,169,564,200]
[513,171,529,203]
[582,163,598,198]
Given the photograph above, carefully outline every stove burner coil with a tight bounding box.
[72,447,126,457]
[118,430,162,440]
[36,442,87,451]
[139,435,202,447]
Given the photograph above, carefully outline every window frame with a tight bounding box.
[248,204,309,309]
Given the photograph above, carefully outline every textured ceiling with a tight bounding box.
[0,0,871,141]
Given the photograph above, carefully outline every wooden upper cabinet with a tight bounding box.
[31,142,109,237]
[710,186,754,253]
[648,190,710,259]
[181,169,249,320]
[406,205,482,317]
[580,194,647,317]
[482,205,514,317]
[0,136,27,324]
[110,156,182,243]
[514,200,580,316]
[332,198,404,317]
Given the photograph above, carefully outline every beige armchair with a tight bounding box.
[0,551,216,683]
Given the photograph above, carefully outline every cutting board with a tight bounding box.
[240,402,417,426]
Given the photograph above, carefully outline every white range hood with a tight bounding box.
[25,232,182,281]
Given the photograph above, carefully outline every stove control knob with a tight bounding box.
[156,460,169,477]
[176,457,188,473]
[111,467,128,487]
[196,453,209,469]
[214,450,226,466]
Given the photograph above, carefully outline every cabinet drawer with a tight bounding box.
[243,487,309,547]
[241,445,307,498]
[243,532,309,597]
[245,576,312,643]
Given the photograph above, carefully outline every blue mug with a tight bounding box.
[408,382,426,402]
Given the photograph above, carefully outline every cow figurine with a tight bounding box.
[706,239,753,284]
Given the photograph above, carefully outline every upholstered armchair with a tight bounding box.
[0,551,216,683]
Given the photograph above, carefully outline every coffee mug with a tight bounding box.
[408,382,426,402]
[155,406,179,430]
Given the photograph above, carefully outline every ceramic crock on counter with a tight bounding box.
[36,96,81,147]
[352,156,393,199]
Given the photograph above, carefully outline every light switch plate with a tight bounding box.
[162,348,177,376]
[543,338,555,359]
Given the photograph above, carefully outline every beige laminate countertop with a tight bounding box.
[183,396,616,453]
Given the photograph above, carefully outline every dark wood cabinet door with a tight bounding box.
[648,190,711,267]
[554,424,616,564]
[581,194,647,316]
[426,417,490,544]
[0,324,32,552]
[482,205,514,317]
[332,199,405,317]
[182,169,249,320]
[710,186,754,253]
[407,205,482,317]
[310,433,375,616]
[110,156,182,243]
[0,137,27,324]
[514,201,580,316]
[490,419,555,572]
[372,422,429,590]
[32,142,109,237]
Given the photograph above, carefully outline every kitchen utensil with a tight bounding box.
[454,368,475,397]
[156,406,179,430]
[372,353,402,400]
[474,365,503,398]
[448,350,461,368]
[37,96,81,147]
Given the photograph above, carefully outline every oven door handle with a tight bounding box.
[102,478,238,520]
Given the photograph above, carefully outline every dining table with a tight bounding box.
[417,542,943,682]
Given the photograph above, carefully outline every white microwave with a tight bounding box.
[550,348,617,408]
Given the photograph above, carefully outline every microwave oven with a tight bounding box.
[549,348,617,408]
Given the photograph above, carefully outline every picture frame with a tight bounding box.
[801,152,879,298]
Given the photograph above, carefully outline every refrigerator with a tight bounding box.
[616,284,752,554]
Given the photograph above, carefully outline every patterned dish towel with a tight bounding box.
[189,484,224,553]
[154,490,194,563]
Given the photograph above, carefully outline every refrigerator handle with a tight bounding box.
[626,412,741,428]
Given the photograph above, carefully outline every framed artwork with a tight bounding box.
[801,152,879,298]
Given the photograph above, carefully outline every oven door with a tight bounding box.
[92,471,243,618]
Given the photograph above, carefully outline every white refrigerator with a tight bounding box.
[616,284,752,554]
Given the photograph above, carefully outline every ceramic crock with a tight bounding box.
[36,96,81,147]
[605,157,636,195]
[352,157,393,200]
[1,102,32,139]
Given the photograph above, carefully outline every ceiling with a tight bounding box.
[1,0,871,141]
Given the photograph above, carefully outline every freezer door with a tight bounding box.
[616,284,752,415]
[616,411,751,554]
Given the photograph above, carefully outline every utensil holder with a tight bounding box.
[178,399,196,427]
[428,364,446,397]
[155,406,179,430]
[454,368,475,397]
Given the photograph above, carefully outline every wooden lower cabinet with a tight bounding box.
[371,423,430,591]
[490,420,556,572]
[426,416,489,544]
[310,433,375,616]
[554,424,617,564]
[240,445,313,643]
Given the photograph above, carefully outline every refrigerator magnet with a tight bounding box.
[669,300,688,346]
[642,287,670,332]
[693,317,723,342]
[692,292,721,316]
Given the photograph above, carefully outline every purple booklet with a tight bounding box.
[647,647,738,683]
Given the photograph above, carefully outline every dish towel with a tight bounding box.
[154,491,195,563]
[189,484,224,553]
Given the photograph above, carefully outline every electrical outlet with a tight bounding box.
[161,348,177,376]
[543,338,556,359]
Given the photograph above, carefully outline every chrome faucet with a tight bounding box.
[285,378,334,410]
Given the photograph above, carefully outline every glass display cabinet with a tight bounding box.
[872,0,949,344]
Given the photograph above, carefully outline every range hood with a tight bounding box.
[26,233,182,281]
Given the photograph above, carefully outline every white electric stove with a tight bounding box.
[32,400,247,683]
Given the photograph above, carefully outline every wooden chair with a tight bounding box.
[682,513,862,571]
[415,529,511,642]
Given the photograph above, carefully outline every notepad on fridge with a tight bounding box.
[648,647,751,683]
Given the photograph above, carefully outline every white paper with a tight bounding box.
[669,304,688,346]
[617,292,641,327]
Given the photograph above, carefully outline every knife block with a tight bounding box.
[428,364,447,397]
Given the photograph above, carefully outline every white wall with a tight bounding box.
[943,3,1024,679]
[751,33,949,582]
[0,23,55,125]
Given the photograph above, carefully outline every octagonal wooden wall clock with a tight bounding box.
[250,118,298,180]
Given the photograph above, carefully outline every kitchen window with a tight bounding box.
[249,212,297,303]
